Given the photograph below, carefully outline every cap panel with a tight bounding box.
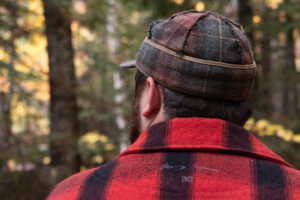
[138,40,160,72]
[184,14,248,65]
[221,19,238,39]
[150,12,209,52]
[195,14,220,36]
[228,22,253,65]
[184,32,221,62]
[220,39,243,64]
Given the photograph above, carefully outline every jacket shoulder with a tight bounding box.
[46,167,97,200]
[46,159,118,200]
[285,167,300,199]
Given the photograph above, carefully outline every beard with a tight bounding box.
[129,95,141,144]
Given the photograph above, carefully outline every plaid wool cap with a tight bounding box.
[121,10,256,101]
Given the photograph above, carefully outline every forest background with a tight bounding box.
[0,0,299,199]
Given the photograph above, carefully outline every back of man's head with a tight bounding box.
[122,10,256,142]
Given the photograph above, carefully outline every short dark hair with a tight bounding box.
[135,70,252,126]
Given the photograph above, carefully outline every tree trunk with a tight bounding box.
[0,14,16,152]
[43,0,80,174]
[261,34,272,114]
[260,6,273,116]
[106,0,127,152]
[237,0,253,41]
[282,8,299,116]
[236,0,262,109]
[0,92,11,150]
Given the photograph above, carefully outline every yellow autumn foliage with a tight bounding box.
[195,1,205,11]
[172,0,184,5]
[80,132,109,144]
[265,0,283,9]
[244,118,300,143]
[91,155,104,164]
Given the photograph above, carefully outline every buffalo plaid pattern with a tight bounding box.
[47,118,300,200]
[136,11,256,101]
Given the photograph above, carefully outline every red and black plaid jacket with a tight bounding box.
[47,118,300,200]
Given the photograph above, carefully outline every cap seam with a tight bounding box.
[217,16,223,62]
[179,12,209,54]
[143,38,256,69]
[136,50,256,80]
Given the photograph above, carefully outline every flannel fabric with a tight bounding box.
[47,118,300,200]
[135,11,256,101]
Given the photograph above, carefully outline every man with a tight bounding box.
[47,10,300,200]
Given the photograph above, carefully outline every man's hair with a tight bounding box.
[135,70,252,126]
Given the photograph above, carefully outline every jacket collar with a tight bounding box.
[120,117,291,168]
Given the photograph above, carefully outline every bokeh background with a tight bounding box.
[0,0,299,199]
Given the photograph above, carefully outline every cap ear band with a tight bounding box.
[144,38,256,69]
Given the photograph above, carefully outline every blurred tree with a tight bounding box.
[72,0,121,149]
[0,0,17,152]
[0,91,11,150]
[43,0,80,174]
[281,0,299,117]
[237,0,253,40]
[0,0,50,176]
[261,4,273,116]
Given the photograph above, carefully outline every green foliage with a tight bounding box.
[0,169,52,200]
[244,118,300,169]
[245,118,300,143]
[79,132,117,167]
[121,0,195,18]
[258,136,300,169]
[76,0,107,29]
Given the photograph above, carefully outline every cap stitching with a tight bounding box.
[202,65,210,95]
[169,9,207,19]
[189,32,238,41]
[217,16,223,62]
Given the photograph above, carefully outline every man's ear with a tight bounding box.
[142,77,162,117]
